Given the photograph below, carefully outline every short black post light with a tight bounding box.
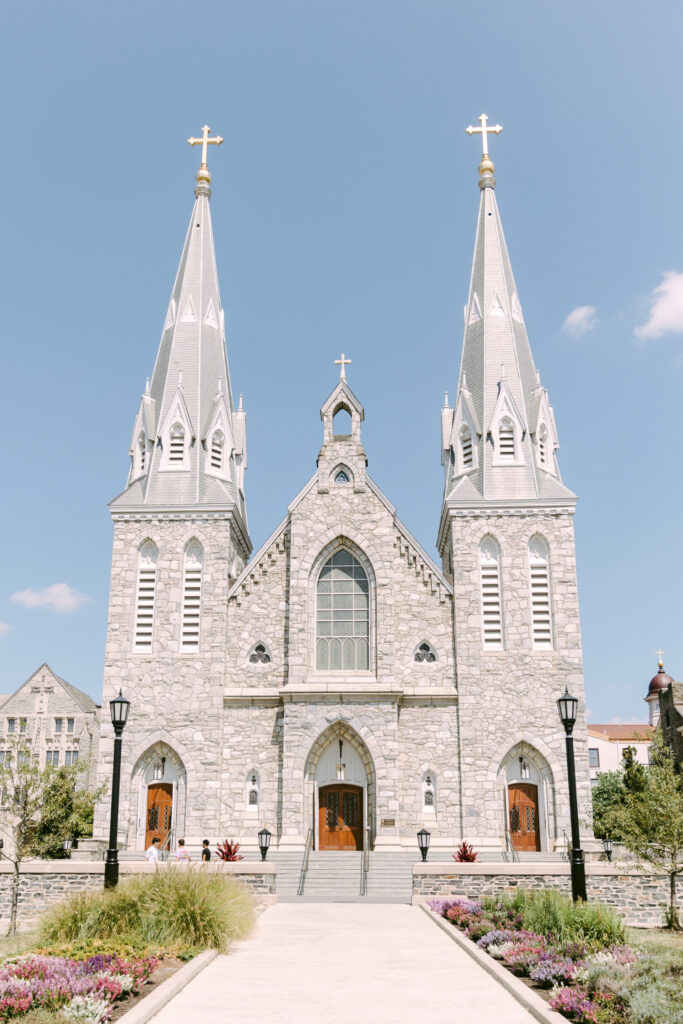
[417,828,431,862]
[104,690,130,889]
[557,687,587,902]
[603,836,613,863]
[258,828,272,862]
[63,838,73,857]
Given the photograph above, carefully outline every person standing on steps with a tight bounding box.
[201,839,211,862]
[145,836,160,862]
[175,839,192,862]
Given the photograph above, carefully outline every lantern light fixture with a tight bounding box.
[603,836,614,863]
[417,828,431,862]
[258,828,272,861]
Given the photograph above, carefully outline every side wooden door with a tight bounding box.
[145,782,173,849]
[318,784,363,850]
[508,783,541,852]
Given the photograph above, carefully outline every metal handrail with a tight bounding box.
[157,827,175,862]
[503,826,519,863]
[360,827,371,896]
[560,830,571,861]
[297,828,313,896]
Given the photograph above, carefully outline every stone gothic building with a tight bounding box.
[93,130,592,856]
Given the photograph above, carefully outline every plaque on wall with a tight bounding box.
[381,818,396,827]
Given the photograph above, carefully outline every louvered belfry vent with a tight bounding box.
[135,542,158,648]
[499,420,515,458]
[182,542,203,648]
[480,538,503,647]
[169,426,185,464]
[529,537,552,648]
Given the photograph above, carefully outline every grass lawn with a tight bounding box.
[627,926,683,954]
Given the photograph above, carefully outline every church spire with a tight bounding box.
[441,116,573,510]
[112,127,249,550]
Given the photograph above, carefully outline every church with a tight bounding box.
[93,119,592,858]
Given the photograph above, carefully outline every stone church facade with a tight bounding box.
[93,131,592,856]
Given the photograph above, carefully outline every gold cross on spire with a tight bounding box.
[656,647,666,667]
[188,124,223,187]
[335,353,352,380]
[466,113,503,189]
[465,113,503,156]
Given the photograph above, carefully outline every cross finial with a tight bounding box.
[465,113,503,189]
[656,647,666,668]
[335,353,352,381]
[188,124,224,189]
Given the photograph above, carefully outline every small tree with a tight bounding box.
[0,740,52,934]
[606,731,683,929]
[591,769,627,841]
[32,762,104,859]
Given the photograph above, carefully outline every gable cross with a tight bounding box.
[335,353,352,381]
[187,124,224,169]
[465,113,503,157]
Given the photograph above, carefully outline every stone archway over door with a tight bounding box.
[304,722,375,851]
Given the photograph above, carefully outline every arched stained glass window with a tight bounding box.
[316,550,369,671]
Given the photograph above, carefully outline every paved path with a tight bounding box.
[150,904,537,1023]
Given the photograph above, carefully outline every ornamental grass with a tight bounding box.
[39,868,254,954]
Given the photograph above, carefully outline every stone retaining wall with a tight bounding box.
[0,861,277,921]
[413,862,678,928]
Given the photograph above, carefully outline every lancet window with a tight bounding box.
[134,541,158,649]
[316,550,369,671]
[529,536,552,648]
[480,537,503,648]
[169,424,185,465]
[181,541,203,649]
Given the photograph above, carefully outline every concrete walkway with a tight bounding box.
[150,904,537,1024]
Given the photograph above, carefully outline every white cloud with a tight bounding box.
[635,270,683,340]
[11,583,90,613]
[607,716,644,725]
[0,623,10,636]
[563,305,598,337]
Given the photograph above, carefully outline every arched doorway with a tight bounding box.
[304,724,375,851]
[132,743,187,852]
[497,742,556,854]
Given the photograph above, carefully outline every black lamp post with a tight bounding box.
[258,828,272,861]
[417,828,430,862]
[603,836,613,863]
[104,690,130,889]
[557,687,587,902]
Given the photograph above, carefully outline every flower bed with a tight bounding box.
[0,953,158,1023]
[428,892,683,1024]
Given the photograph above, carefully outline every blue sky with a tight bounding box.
[1,1,682,722]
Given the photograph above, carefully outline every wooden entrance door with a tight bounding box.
[145,783,173,849]
[318,784,363,850]
[508,783,541,852]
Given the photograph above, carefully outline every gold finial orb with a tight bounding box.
[196,165,212,186]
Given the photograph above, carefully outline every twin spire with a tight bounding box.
[440,113,574,510]
[114,117,570,536]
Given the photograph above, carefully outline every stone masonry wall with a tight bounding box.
[413,865,678,928]
[447,510,592,849]
[0,863,276,921]
[95,515,243,847]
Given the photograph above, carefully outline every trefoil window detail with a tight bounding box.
[414,642,437,663]
[248,643,271,664]
[181,541,203,649]
[335,470,349,483]
[316,549,370,671]
[529,536,552,648]
[134,541,158,649]
[480,537,503,648]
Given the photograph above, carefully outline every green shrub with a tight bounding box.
[39,868,254,954]
[483,888,625,948]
